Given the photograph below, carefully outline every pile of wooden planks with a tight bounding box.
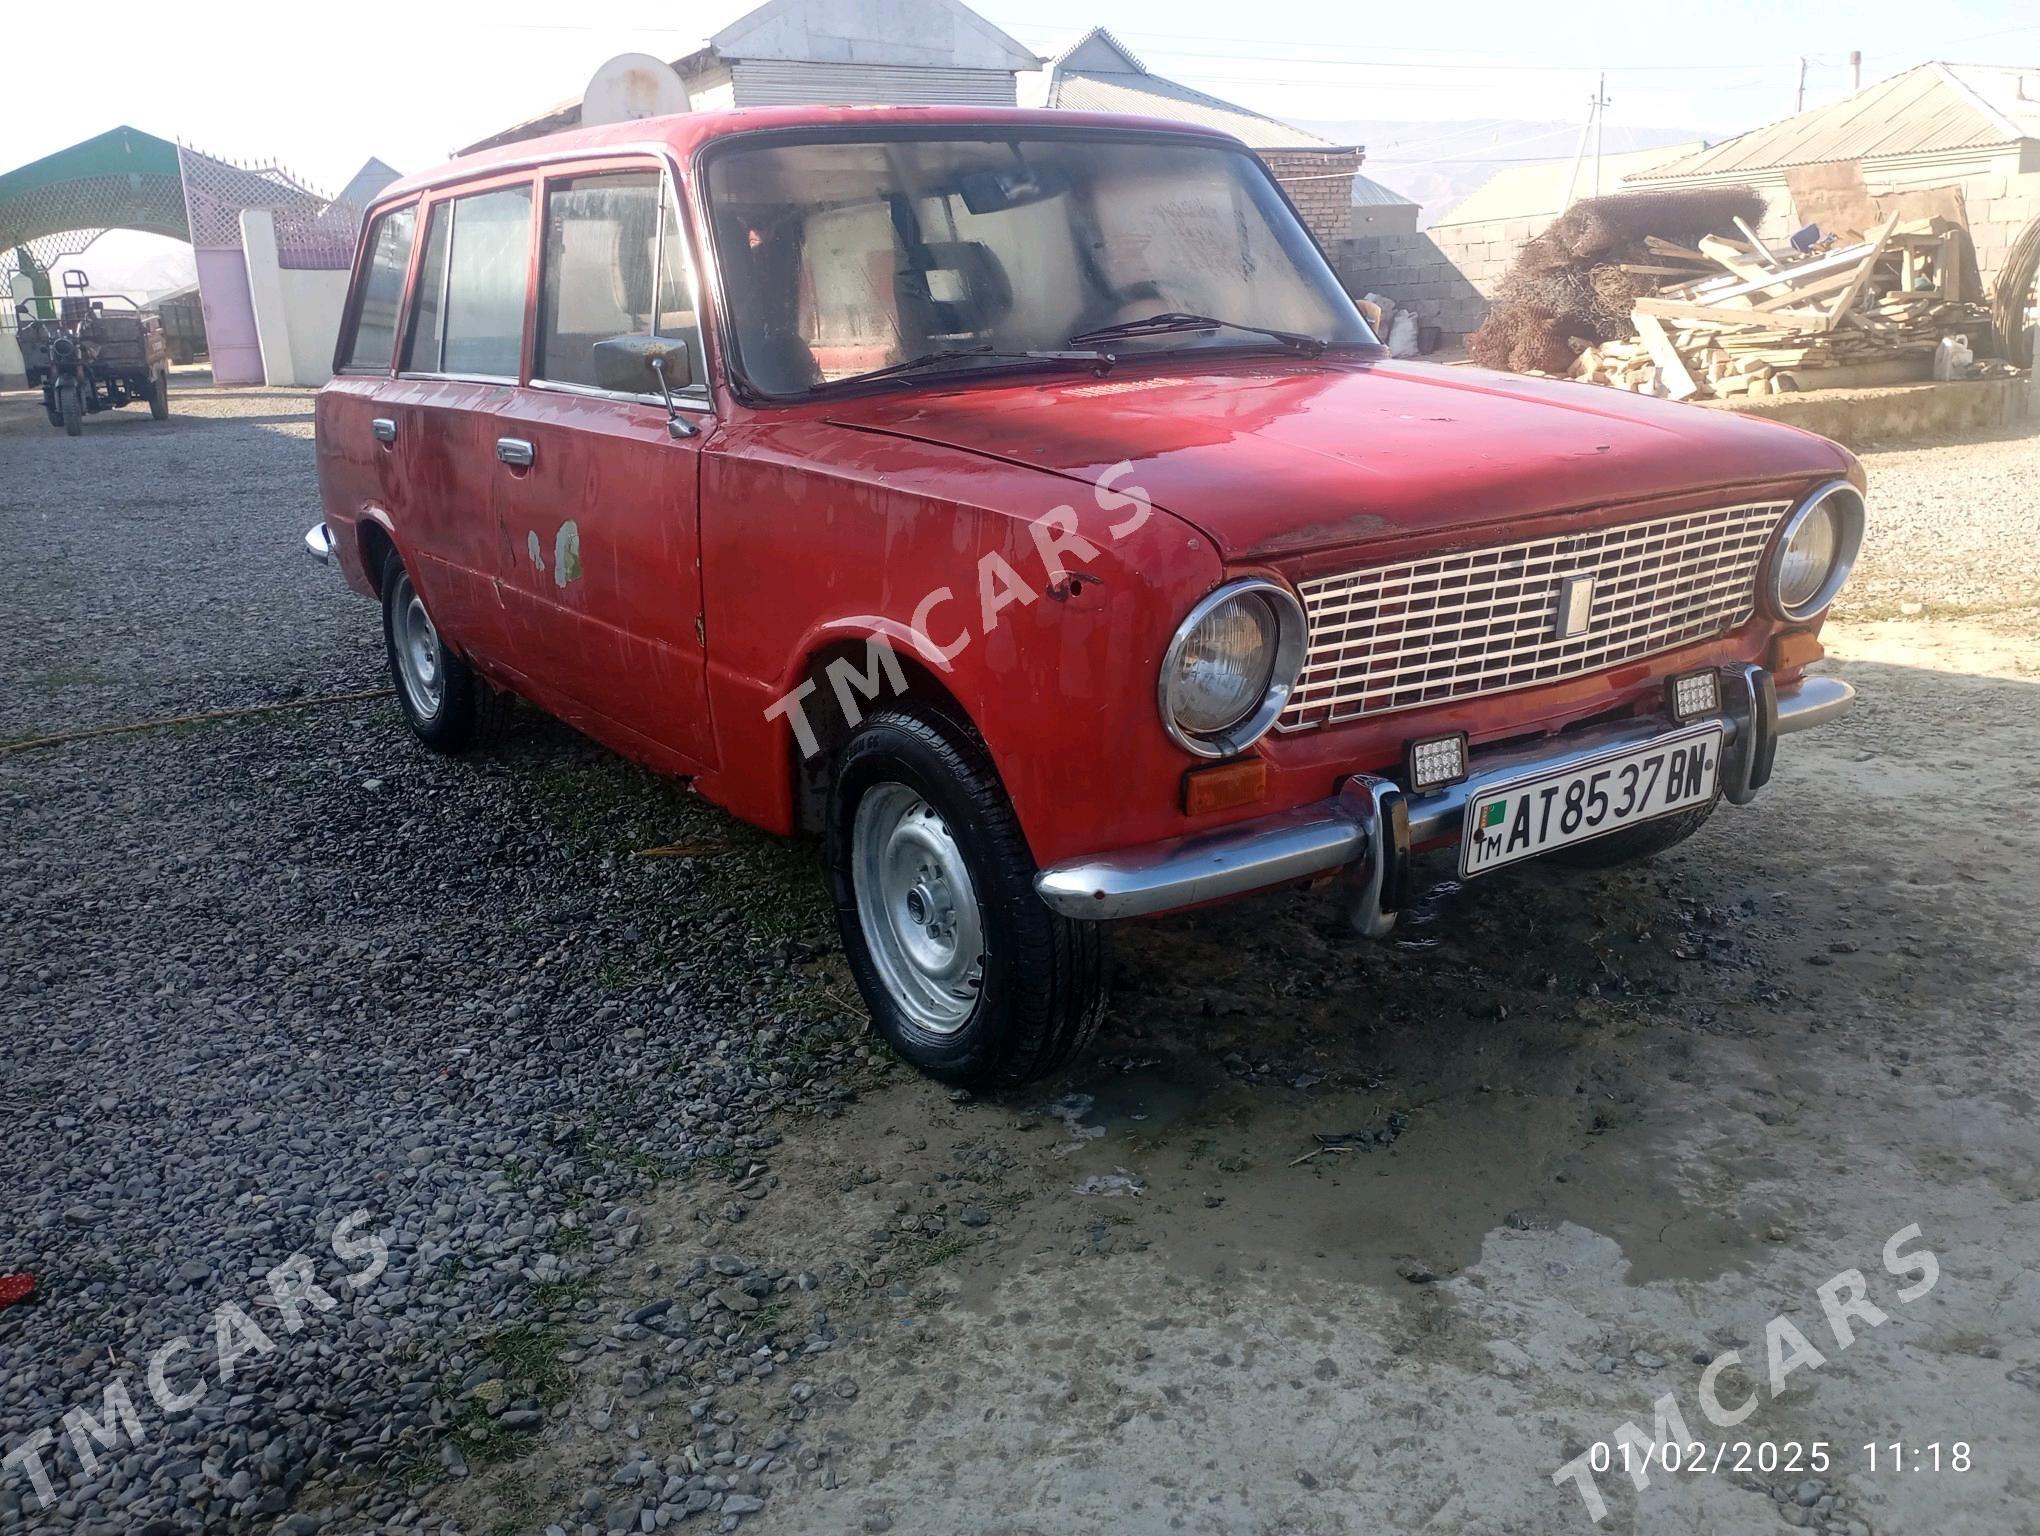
[1574,215,1992,398]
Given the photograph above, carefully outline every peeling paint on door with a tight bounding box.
[526,529,546,574]
[553,520,582,589]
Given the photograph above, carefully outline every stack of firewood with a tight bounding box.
[1572,216,1992,397]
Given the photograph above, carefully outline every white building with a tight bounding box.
[467,0,1042,154]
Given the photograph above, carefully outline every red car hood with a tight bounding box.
[826,359,1852,562]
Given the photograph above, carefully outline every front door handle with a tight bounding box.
[496,437,534,468]
[371,417,396,444]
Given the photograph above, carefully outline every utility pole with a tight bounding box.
[1592,73,1608,198]
[1850,50,1862,91]
[1796,57,1808,112]
[1560,77,1611,214]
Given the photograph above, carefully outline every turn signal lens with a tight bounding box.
[1770,631,1825,673]
[1182,759,1268,816]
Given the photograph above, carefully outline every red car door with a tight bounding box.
[386,174,537,664]
[483,159,714,773]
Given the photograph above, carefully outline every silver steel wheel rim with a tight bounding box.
[852,783,986,1035]
[392,571,444,719]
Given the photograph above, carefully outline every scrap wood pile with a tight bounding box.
[1470,187,1997,398]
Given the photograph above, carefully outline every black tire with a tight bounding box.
[149,370,169,421]
[1548,797,1718,869]
[379,548,506,753]
[58,383,82,437]
[827,708,1108,1088]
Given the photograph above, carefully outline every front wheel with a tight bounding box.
[58,382,82,436]
[827,708,1107,1087]
[379,549,505,753]
[149,369,170,421]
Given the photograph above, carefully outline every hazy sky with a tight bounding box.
[8,0,2036,195]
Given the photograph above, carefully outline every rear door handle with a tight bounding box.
[371,417,396,444]
[496,437,534,468]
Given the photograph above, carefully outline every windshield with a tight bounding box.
[703,132,1376,398]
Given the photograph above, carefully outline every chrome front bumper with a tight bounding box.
[1035,664,1854,926]
[304,522,335,566]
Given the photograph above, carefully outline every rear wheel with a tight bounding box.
[149,369,169,421]
[1549,798,1718,869]
[58,382,82,437]
[827,708,1107,1088]
[379,548,505,753]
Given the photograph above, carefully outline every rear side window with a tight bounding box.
[341,206,415,371]
[536,170,702,391]
[403,184,532,378]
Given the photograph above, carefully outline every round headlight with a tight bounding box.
[1159,580,1306,757]
[1769,481,1864,621]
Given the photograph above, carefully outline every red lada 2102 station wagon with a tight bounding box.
[310,105,1863,1087]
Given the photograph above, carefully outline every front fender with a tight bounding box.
[695,422,1228,860]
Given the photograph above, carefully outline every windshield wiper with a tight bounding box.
[822,345,1111,389]
[1066,311,1328,356]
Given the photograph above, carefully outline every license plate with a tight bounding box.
[1459,725,1724,877]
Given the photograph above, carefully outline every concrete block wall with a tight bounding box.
[1325,230,1492,341]
[1264,149,1366,251]
[1955,168,2040,311]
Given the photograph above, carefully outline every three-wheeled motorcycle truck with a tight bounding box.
[15,273,171,436]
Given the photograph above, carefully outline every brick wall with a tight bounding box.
[1324,230,1492,341]
[1263,149,1366,250]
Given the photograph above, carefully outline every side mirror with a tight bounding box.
[591,333,692,396]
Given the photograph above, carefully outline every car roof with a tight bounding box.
[373,104,1245,209]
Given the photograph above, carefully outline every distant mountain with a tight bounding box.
[1294,118,1714,227]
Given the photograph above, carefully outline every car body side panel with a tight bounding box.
[486,387,715,769]
[312,377,394,600]
[691,418,1221,862]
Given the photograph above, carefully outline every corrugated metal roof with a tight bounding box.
[1630,62,2038,183]
[1429,142,1703,227]
[1943,63,2040,140]
[1351,173,1416,208]
[1049,70,1343,150]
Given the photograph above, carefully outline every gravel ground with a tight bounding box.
[3,386,2037,1536]
[1832,424,2040,623]
[0,389,871,1534]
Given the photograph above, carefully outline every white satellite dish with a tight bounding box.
[583,53,690,126]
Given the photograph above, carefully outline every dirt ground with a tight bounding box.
[436,596,2040,1536]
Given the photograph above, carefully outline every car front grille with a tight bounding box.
[1277,501,1790,732]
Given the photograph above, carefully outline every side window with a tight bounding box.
[340,205,415,371]
[402,184,532,377]
[537,169,703,393]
